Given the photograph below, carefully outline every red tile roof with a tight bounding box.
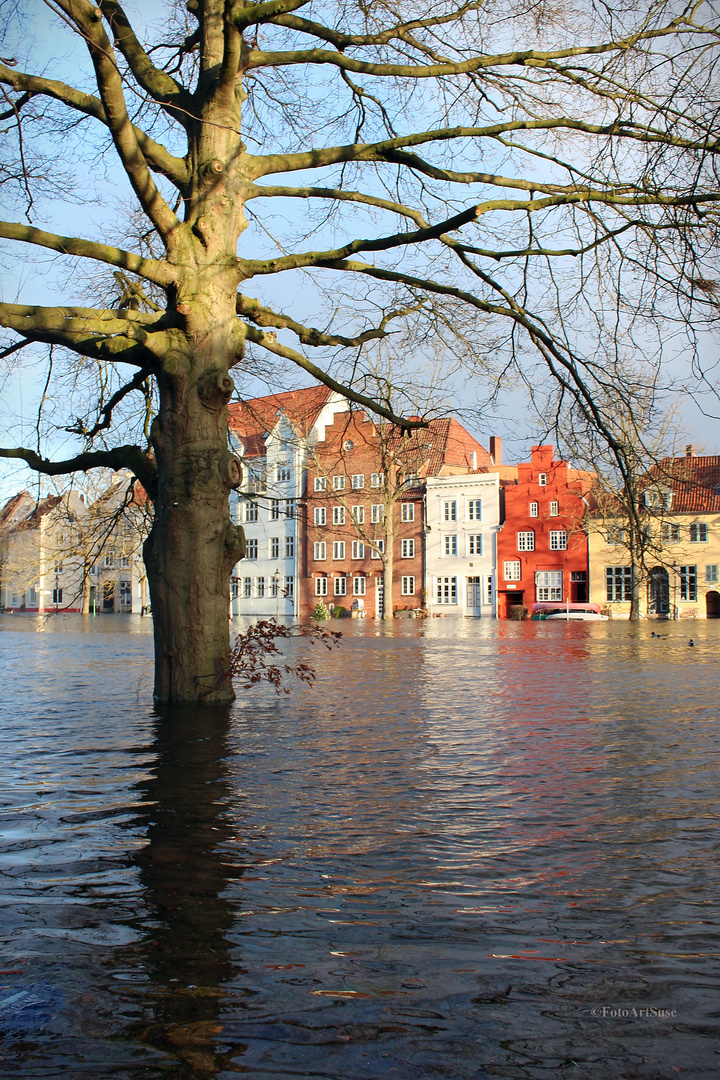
[0,491,33,529]
[643,455,720,513]
[228,385,334,441]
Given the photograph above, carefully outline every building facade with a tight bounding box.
[496,445,592,618]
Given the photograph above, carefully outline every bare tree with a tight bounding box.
[0,1,718,700]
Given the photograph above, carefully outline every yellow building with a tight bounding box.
[589,448,720,619]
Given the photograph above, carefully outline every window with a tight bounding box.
[351,505,365,524]
[285,575,294,598]
[314,476,327,492]
[271,575,279,597]
[270,536,280,558]
[332,506,345,525]
[102,555,112,569]
[270,499,281,520]
[257,577,265,598]
[371,472,384,488]
[401,576,415,596]
[606,566,632,601]
[119,555,130,568]
[436,576,457,604]
[403,473,420,487]
[517,531,535,551]
[276,463,291,482]
[285,536,294,558]
[245,501,258,522]
[690,523,708,543]
[333,541,345,560]
[549,501,559,517]
[536,571,562,602]
[247,539,258,559]
[401,539,415,558]
[444,534,458,556]
[606,527,626,546]
[351,541,365,559]
[353,576,366,596]
[314,541,326,560]
[314,506,326,526]
[504,560,521,581]
[283,499,294,518]
[351,474,365,489]
[571,571,586,583]
[401,503,415,522]
[549,530,567,550]
[468,499,482,521]
[52,588,63,604]
[315,577,328,596]
[644,489,673,510]
[539,473,547,486]
[705,564,719,584]
[371,504,384,523]
[332,475,345,490]
[485,575,493,606]
[371,539,385,559]
[529,501,538,518]
[243,577,252,597]
[662,522,680,542]
[680,565,697,601]
[468,534,482,556]
[443,500,457,522]
[334,576,347,596]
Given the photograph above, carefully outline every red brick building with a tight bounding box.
[496,445,593,618]
[301,410,492,618]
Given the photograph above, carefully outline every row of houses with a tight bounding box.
[2,383,718,620]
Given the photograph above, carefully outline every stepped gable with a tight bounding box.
[228,385,334,443]
[643,454,720,513]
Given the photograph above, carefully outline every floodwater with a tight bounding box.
[0,615,719,1079]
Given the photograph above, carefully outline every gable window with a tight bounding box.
[679,565,697,601]
[276,462,291,482]
[332,475,345,490]
[606,566,632,601]
[690,523,708,543]
[549,530,567,550]
[401,539,415,558]
[468,534,482,556]
[468,499,482,521]
[351,505,365,524]
[285,536,294,558]
[245,502,258,522]
[332,505,345,525]
[247,539,258,559]
[436,576,457,604]
[444,534,458,556]
[401,503,414,522]
[314,542,326,560]
[536,571,562,601]
[504,560,521,581]
[353,576,366,596]
[443,500,457,522]
[351,474,365,489]
[529,501,538,518]
[371,504,384,523]
[314,507,326,526]
[333,541,345,559]
[705,564,719,583]
[314,476,327,491]
[401,576,415,596]
[270,536,280,558]
[334,576,347,596]
[371,472,384,488]
[538,473,547,486]
[517,531,534,551]
[315,577,328,596]
[371,539,385,559]
[351,541,365,559]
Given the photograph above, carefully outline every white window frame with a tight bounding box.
[538,473,547,486]
[443,534,458,557]
[314,476,327,491]
[246,538,258,559]
[690,523,708,543]
[549,500,559,517]
[705,564,719,584]
[245,502,259,522]
[535,571,562,602]
[332,475,345,490]
[353,576,366,596]
[285,575,294,598]
[351,474,365,489]
[351,541,365,559]
[436,576,457,604]
[401,538,415,558]
[315,577,328,596]
[371,539,385,559]
[314,541,326,560]
[314,506,326,525]
[468,534,482,556]
[517,531,535,552]
[285,536,294,558]
[529,501,538,518]
[333,541,346,560]
[504,560,521,581]
[351,505,365,524]
[549,530,567,551]
[443,500,457,522]
[467,499,482,521]
[401,503,415,522]
[371,504,384,523]
[332,505,346,525]
[270,536,280,558]
[334,576,347,596]
[370,472,384,488]
[401,576,415,596]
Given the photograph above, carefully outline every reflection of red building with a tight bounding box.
[496,446,593,618]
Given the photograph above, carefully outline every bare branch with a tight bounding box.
[0,443,157,495]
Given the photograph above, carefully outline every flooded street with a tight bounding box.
[1,615,718,1078]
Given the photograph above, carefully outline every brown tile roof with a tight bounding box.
[643,455,720,513]
[0,491,33,529]
[386,416,493,478]
[228,385,334,441]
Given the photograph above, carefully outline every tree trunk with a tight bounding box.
[383,503,395,620]
[144,341,245,704]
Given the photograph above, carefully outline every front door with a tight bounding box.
[648,567,669,616]
[466,576,482,615]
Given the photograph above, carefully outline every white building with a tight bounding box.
[425,473,502,617]
[228,386,348,618]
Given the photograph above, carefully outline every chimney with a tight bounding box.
[489,436,502,467]
[686,444,695,458]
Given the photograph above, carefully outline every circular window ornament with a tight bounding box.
[343,440,354,450]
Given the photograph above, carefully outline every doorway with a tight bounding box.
[706,590,720,619]
[647,567,669,616]
[466,576,482,615]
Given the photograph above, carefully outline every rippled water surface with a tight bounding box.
[1,614,719,1078]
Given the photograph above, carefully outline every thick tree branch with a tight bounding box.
[0,444,157,496]
[0,302,164,367]
[0,221,175,287]
[237,294,409,347]
[231,0,311,32]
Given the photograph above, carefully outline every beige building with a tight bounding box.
[588,448,720,619]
